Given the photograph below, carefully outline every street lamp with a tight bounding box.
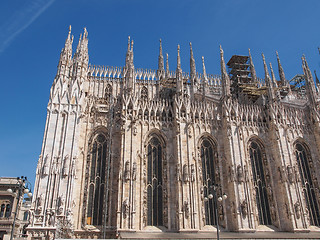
[7,176,32,240]
[204,185,227,240]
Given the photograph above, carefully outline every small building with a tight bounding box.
[0,178,31,240]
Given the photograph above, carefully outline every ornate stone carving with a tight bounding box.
[132,162,137,181]
[229,165,235,182]
[62,154,70,177]
[183,200,189,219]
[35,194,44,214]
[183,164,189,183]
[46,209,55,226]
[176,163,181,181]
[57,195,65,215]
[190,164,195,182]
[42,154,50,176]
[218,204,224,222]
[294,201,301,219]
[124,161,130,181]
[123,199,129,219]
[241,200,248,219]
[287,165,294,184]
[237,165,244,183]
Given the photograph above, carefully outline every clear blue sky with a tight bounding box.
[1,0,320,188]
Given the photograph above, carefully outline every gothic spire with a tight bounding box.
[176,45,182,92]
[125,36,131,66]
[202,56,207,82]
[130,39,134,65]
[190,42,196,80]
[302,55,317,105]
[166,53,169,77]
[60,25,73,62]
[262,53,275,101]
[248,49,257,83]
[158,39,164,71]
[64,25,73,50]
[74,28,89,69]
[76,33,82,53]
[220,45,231,97]
[177,44,181,71]
[276,51,286,86]
[269,62,278,87]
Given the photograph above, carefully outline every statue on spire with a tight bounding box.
[262,53,275,101]
[269,62,278,88]
[189,42,196,81]
[202,56,207,83]
[220,45,231,98]
[166,53,169,78]
[248,49,257,83]
[176,45,183,93]
[157,39,164,79]
[302,55,317,106]
[158,39,164,71]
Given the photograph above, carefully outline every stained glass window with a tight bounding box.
[147,136,163,226]
[249,141,271,225]
[295,142,320,226]
[201,138,218,225]
[87,133,108,226]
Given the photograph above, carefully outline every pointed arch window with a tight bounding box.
[295,142,320,226]
[249,140,272,225]
[86,133,109,226]
[201,138,218,225]
[146,135,163,226]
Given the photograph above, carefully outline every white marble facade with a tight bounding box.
[27,27,320,239]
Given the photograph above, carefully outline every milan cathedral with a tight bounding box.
[27,26,320,239]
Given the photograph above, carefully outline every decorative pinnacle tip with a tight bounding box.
[69,25,71,32]
[202,56,204,61]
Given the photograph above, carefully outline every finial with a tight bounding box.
[127,36,131,50]
[262,53,275,100]
[276,51,287,88]
[166,53,169,76]
[248,49,257,83]
[190,42,196,79]
[131,40,134,51]
[269,62,277,87]
[262,53,269,77]
[202,56,207,78]
[302,55,317,105]
[220,45,231,97]
[68,25,71,34]
[177,44,181,70]
[83,27,88,38]
[158,39,164,71]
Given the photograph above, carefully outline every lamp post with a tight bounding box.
[204,184,227,240]
[7,176,32,240]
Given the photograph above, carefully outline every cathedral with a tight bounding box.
[27,26,320,239]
